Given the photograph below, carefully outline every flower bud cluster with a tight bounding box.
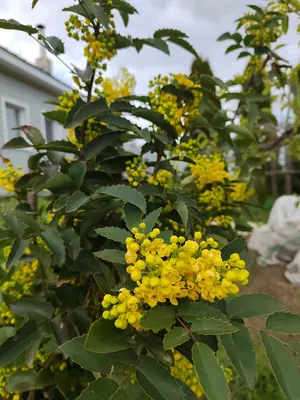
[126,157,147,187]
[0,161,23,194]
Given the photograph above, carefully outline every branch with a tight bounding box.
[176,314,198,344]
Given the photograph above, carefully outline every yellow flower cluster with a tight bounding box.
[149,73,202,136]
[125,157,147,187]
[233,56,265,85]
[102,224,249,330]
[171,350,203,398]
[0,161,23,194]
[229,182,255,203]
[0,251,38,326]
[65,14,116,70]
[101,67,136,104]
[170,134,210,160]
[199,186,226,212]
[148,170,174,189]
[205,215,234,229]
[190,155,229,191]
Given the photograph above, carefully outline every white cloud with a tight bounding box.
[0,0,299,95]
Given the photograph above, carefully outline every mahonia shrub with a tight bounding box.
[0,1,300,400]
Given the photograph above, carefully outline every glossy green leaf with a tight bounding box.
[131,107,177,139]
[94,249,126,264]
[0,321,42,367]
[137,355,185,400]
[1,214,26,237]
[154,28,188,39]
[60,229,81,261]
[42,36,65,55]
[60,335,136,373]
[221,238,245,260]
[43,110,67,125]
[98,185,146,213]
[66,191,89,213]
[10,298,54,321]
[124,203,143,230]
[142,208,161,234]
[95,227,131,244]
[163,327,189,350]
[261,331,300,400]
[6,239,31,269]
[178,302,227,322]
[0,19,38,34]
[65,98,109,129]
[141,307,176,331]
[217,32,232,41]
[83,131,124,160]
[6,371,53,392]
[192,343,230,400]
[200,75,227,90]
[39,230,65,266]
[77,378,128,400]
[221,322,256,389]
[167,36,198,58]
[2,137,32,149]
[37,140,78,153]
[175,199,189,232]
[266,312,300,334]
[84,319,132,353]
[99,114,140,134]
[191,318,239,335]
[17,125,45,146]
[227,294,285,319]
[53,196,68,212]
[68,161,87,189]
[32,0,39,8]
[0,327,16,345]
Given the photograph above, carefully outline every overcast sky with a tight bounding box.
[0,0,299,94]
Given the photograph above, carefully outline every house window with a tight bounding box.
[5,103,23,139]
[44,117,54,142]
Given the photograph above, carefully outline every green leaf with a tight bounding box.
[191,318,238,335]
[7,239,31,269]
[39,230,65,266]
[95,227,131,244]
[42,36,65,55]
[6,371,53,393]
[43,110,67,125]
[60,229,81,261]
[192,343,229,400]
[77,378,127,400]
[60,335,137,374]
[83,0,110,29]
[141,307,176,331]
[68,161,87,189]
[0,19,38,34]
[163,327,189,350]
[32,0,39,8]
[66,191,89,213]
[11,298,54,321]
[137,356,185,400]
[248,5,264,14]
[26,338,43,367]
[199,75,228,90]
[146,38,170,55]
[237,51,252,59]
[98,185,146,213]
[37,140,78,153]
[225,44,242,53]
[221,238,245,260]
[142,208,161,234]
[2,137,32,149]
[17,125,45,146]
[227,294,285,319]
[67,251,100,274]
[83,132,124,160]
[53,196,68,212]
[226,124,256,142]
[266,312,300,334]
[124,203,142,230]
[217,32,232,41]
[99,115,140,134]
[84,319,132,353]
[154,28,188,39]
[111,0,138,14]
[0,321,42,367]
[287,342,300,355]
[0,327,16,345]
[175,199,188,232]
[1,214,25,237]
[261,331,300,400]
[221,322,256,389]
[65,98,108,129]
[178,302,227,322]
[94,249,126,264]
[13,210,41,232]
[131,107,177,139]
[167,36,198,58]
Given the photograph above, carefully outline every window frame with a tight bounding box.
[1,96,31,145]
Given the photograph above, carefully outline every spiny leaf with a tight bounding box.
[192,343,230,400]
[227,294,285,319]
[124,203,143,231]
[43,110,67,125]
[217,32,232,41]
[83,131,124,160]
[163,327,190,350]
[66,191,89,213]
[141,307,176,331]
[94,249,126,264]
[42,36,65,56]
[266,312,300,334]
[77,378,127,400]
[10,298,54,321]
[142,208,161,234]
[98,185,146,213]
[167,36,199,58]
[2,137,32,149]
[39,230,65,267]
[191,317,239,335]
[15,126,45,146]
[0,19,38,34]
[6,239,31,269]
[154,28,188,39]
[95,227,131,244]
[65,98,109,129]
[37,140,78,153]
[221,238,245,259]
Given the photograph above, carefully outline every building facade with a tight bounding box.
[0,45,70,171]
